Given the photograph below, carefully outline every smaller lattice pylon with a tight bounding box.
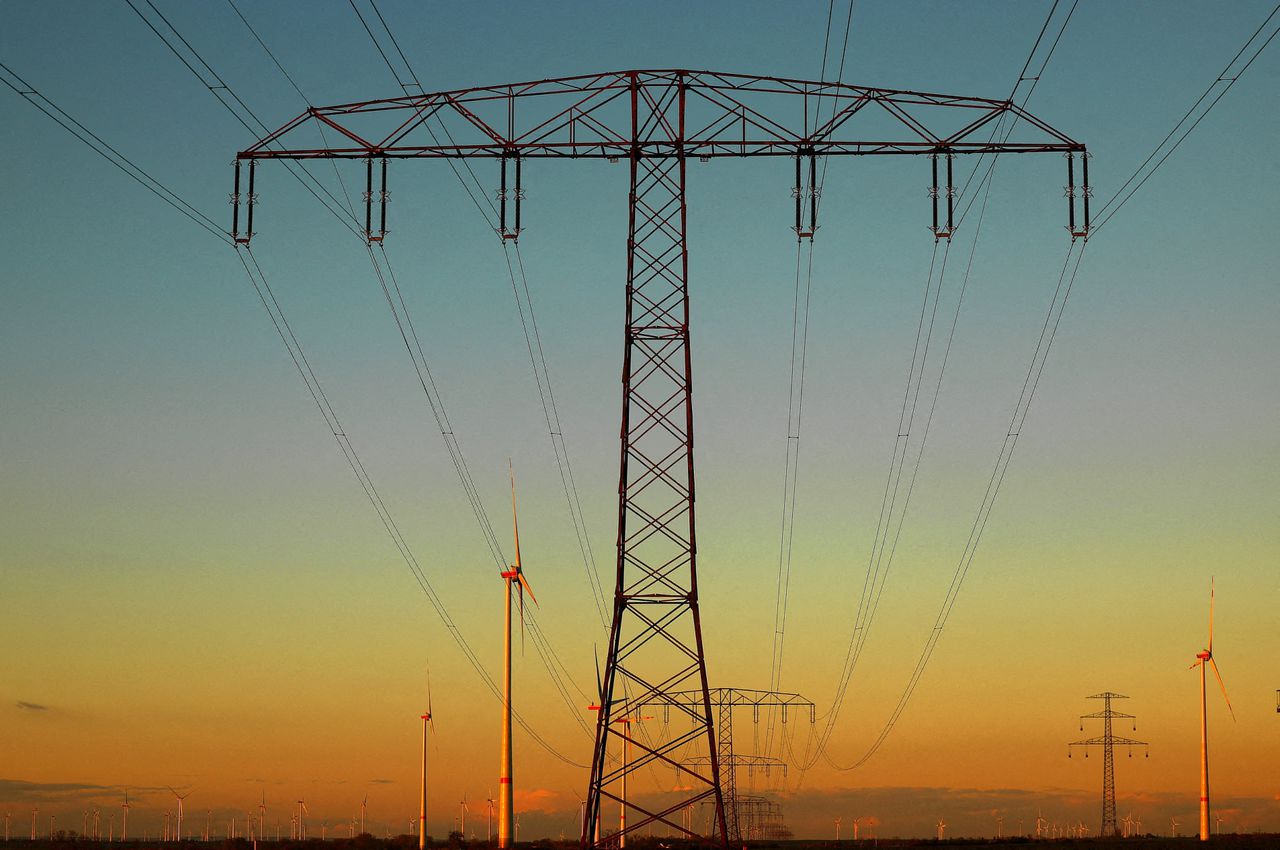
[640,688,813,844]
[1068,691,1149,838]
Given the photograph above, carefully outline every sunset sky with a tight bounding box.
[3,1,1278,841]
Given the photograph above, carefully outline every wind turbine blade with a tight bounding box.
[1209,657,1235,721]
[517,572,539,607]
[519,583,526,655]
[427,667,436,734]
[594,645,603,701]
[509,462,521,570]
[1208,576,1215,652]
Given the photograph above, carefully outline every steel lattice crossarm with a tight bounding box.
[680,754,788,778]
[231,68,1092,243]
[1069,734,1149,750]
[638,687,817,723]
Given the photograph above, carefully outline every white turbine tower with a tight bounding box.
[259,793,267,841]
[296,801,307,841]
[360,796,367,837]
[486,794,495,845]
[936,818,946,841]
[498,465,538,850]
[419,676,434,850]
[168,788,190,842]
[1192,578,1235,842]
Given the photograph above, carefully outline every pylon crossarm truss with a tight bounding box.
[232,69,1092,245]
[1069,735,1148,749]
[237,69,1082,160]
[682,755,788,777]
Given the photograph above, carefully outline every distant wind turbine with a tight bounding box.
[1192,578,1235,842]
[420,674,434,850]
[360,795,367,836]
[259,792,267,841]
[936,818,946,841]
[498,464,538,850]
[833,818,840,841]
[296,802,308,841]
[31,809,38,842]
[168,787,190,843]
[1171,816,1180,838]
[487,794,495,845]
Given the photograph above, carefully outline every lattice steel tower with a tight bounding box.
[1068,691,1148,837]
[230,68,1088,850]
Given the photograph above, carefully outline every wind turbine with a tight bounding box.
[1034,809,1045,840]
[498,465,538,850]
[296,801,308,841]
[360,796,367,836]
[1215,813,1224,836]
[459,795,469,839]
[168,788,190,843]
[487,794,495,845]
[259,792,267,841]
[936,818,946,841]
[31,809,38,842]
[1192,578,1235,842]
[1171,816,1180,838]
[833,817,840,841]
[850,816,861,841]
[420,675,435,850]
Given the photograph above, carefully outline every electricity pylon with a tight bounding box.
[1068,692,1148,837]
[232,68,1089,850]
[639,687,813,844]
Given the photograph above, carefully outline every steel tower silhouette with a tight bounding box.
[1068,691,1148,837]
[231,68,1088,850]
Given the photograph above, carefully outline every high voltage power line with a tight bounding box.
[6,0,1275,802]
[2,49,591,770]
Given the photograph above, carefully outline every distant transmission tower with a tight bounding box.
[1068,692,1148,837]
[640,687,813,844]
